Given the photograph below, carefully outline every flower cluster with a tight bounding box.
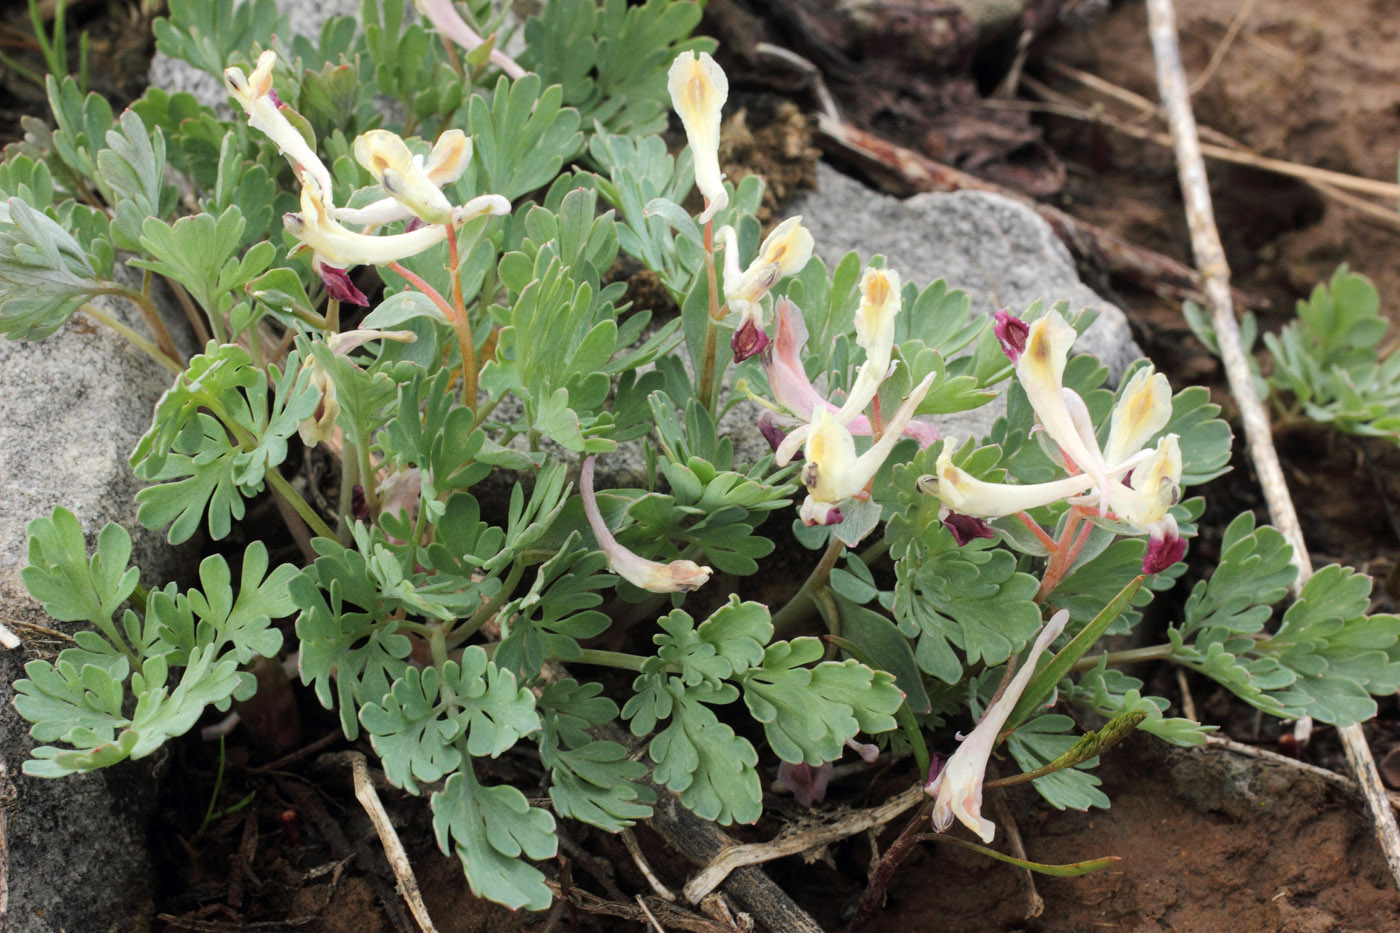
[225,50,510,306]
[923,310,1187,574]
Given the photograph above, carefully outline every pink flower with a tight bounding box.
[580,457,712,593]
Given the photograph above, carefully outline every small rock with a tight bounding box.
[0,294,182,932]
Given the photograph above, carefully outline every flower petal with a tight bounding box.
[668,51,729,221]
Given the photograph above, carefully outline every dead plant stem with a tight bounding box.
[1146,0,1400,890]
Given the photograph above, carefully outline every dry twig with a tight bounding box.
[1145,0,1400,890]
[991,791,1043,920]
[623,827,677,901]
[1203,735,1400,812]
[683,785,924,904]
[344,752,439,933]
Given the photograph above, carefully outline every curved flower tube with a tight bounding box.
[764,299,939,465]
[337,129,475,227]
[225,49,334,196]
[668,51,729,222]
[926,610,1069,842]
[580,457,713,592]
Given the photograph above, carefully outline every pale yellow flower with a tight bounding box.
[668,51,729,222]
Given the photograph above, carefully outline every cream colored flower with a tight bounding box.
[224,50,333,196]
[340,129,475,226]
[797,372,936,526]
[927,610,1069,843]
[284,175,508,269]
[721,217,814,305]
[926,442,1095,519]
[668,51,729,222]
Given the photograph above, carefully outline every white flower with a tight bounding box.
[339,129,474,226]
[720,216,814,305]
[926,610,1069,842]
[798,372,936,526]
[414,0,527,78]
[224,50,334,196]
[284,175,508,270]
[668,51,729,222]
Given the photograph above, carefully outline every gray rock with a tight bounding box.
[0,294,180,932]
[786,162,1143,441]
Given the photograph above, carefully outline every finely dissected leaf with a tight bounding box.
[431,768,557,911]
[0,196,105,339]
[96,109,173,249]
[291,546,413,739]
[153,0,287,79]
[1069,661,1211,747]
[739,638,902,765]
[22,508,139,635]
[469,75,582,201]
[130,207,274,322]
[17,533,297,777]
[538,679,654,832]
[131,344,318,543]
[648,684,761,825]
[492,537,610,681]
[359,666,462,794]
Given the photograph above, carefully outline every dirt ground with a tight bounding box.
[7,0,1400,930]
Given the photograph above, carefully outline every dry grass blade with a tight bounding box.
[1145,0,1400,891]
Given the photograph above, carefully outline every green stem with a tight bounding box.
[450,560,525,645]
[265,467,336,540]
[1069,642,1173,673]
[79,302,183,375]
[696,217,723,411]
[356,433,380,518]
[445,224,478,410]
[571,648,679,674]
[337,441,359,543]
[106,286,184,365]
[325,297,340,335]
[771,536,845,637]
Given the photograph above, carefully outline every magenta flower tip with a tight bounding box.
[1143,532,1187,574]
[994,309,1029,364]
[731,317,770,362]
[942,512,996,546]
[757,411,787,452]
[319,263,368,306]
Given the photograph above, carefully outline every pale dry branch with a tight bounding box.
[1145,0,1400,891]
[344,752,439,933]
[682,784,925,903]
[622,827,677,902]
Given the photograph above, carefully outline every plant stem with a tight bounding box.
[325,297,340,335]
[337,441,359,544]
[356,433,380,519]
[848,796,935,932]
[1069,642,1173,672]
[571,648,654,673]
[265,467,336,540]
[771,536,845,638]
[1035,505,1089,601]
[79,302,183,375]
[445,224,478,409]
[696,217,723,411]
[106,285,184,365]
[390,257,475,409]
[450,560,525,645]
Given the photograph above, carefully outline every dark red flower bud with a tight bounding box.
[994,309,1029,364]
[319,263,368,306]
[1143,532,1187,574]
[731,316,770,362]
[942,512,996,546]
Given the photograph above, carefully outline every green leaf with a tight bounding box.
[0,197,105,339]
[538,679,655,832]
[153,0,287,80]
[22,508,139,634]
[1004,714,1110,811]
[431,767,557,911]
[469,75,583,201]
[739,638,903,765]
[130,207,274,324]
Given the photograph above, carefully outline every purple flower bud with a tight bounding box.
[777,761,833,807]
[731,316,770,362]
[404,216,426,233]
[757,411,788,452]
[924,752,946,791]
[319,263,368,306]
[1143,532,1187,574]
[994,309,1029,363]
[942,512,996,546]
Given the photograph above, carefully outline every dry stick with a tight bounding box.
[683,785,925,904]
[1145,0,1400,891]
[622,827,678,902]
[990,790,1043,920]
[814,113,1269,312]
[345,752,440,933]
[1188,0,1259,95]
